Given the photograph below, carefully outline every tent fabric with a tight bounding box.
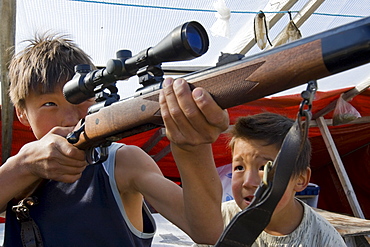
[12,0,370,100]
[1,87,370,218]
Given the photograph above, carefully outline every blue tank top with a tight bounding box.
[4,143,155,247]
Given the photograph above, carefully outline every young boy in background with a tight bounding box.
[0,33,228,246]
[195,112,346,246]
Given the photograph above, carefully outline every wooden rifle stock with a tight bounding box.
[74,16,370,150]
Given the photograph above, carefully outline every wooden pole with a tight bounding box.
[312,79,370,220]
[266,0,325,49]
[221,0,298,55]
[0,0,16,163]
[316,116,365,219]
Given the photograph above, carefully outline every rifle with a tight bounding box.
[64,16,370,153]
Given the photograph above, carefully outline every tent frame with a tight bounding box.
[0,0,16,163]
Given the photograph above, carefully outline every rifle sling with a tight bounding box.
[215,120,303,247]
[12,195,44,247]
[20,217,44,247]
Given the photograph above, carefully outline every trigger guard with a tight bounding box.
[86,146,109,165]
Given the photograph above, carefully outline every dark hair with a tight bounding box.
[9,32,95,109]
[228,112,311,177]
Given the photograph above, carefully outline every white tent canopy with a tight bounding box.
[13,0,370,99]
[2,2,370,242]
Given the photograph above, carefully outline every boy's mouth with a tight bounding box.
[244,195,254,205]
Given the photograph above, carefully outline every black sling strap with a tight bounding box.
[12,197,44,247]
[215,80,317,247]
[215,120,303,247]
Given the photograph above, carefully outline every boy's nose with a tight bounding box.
[62,105,85,127]
[242,170,261,189]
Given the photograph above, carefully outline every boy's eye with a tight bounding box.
[234,165,244,171]
[43,102,57,106]
[259,165,265,171]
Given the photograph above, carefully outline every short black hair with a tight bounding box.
[228,112,311,177]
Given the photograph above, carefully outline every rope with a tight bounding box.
[69,0,366,18]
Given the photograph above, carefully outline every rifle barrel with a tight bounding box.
[76,16,370,149]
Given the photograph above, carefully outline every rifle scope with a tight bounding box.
[63,21,209,104]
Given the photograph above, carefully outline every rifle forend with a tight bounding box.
[71,16,370,150]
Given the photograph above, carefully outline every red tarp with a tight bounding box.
[2,87,370,218]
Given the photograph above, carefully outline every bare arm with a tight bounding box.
[114,77,227,244]
[0,127,88,212]
[123,143,223,244]
[159,78,228,243]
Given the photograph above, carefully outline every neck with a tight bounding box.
[264,198,304,236]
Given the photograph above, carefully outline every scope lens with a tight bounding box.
[186,25,204,55]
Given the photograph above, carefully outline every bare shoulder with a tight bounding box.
[116,144,145,157]
[114,144,163,191]
[115,144,157,168]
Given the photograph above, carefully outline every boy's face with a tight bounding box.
[231,137,304,215]
[231,138,279,210]
[16,86,95,139]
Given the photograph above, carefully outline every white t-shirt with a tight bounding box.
[194,199,346,247]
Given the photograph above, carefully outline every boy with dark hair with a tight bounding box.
[0,33,228,246]
[195,112,346,246]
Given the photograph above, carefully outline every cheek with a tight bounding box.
[258,170,264,180]
[30,117,59,139]
[80,100,95,112]
[231,176,242,195]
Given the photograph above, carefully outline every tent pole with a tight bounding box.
[266,0,325,49]
[142,128,166,153]
[316,116,365,219]
[0,0,16,163]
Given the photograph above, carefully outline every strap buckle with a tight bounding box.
[12,197,38,222]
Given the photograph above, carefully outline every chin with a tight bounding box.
[236,200,248,210]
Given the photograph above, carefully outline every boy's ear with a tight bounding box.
[16,107,30,127]
[294,167,311,192]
